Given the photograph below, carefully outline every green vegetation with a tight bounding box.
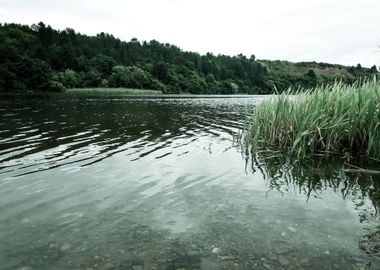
[66,88,162,95]
[259,60,378,90]
[0,22,378,94]
[243,80,380,159]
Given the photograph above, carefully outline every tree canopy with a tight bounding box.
[0,22,377,94]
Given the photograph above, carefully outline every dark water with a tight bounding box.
[1,95,380,270]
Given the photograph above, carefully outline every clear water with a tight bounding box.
[1,95,379,270]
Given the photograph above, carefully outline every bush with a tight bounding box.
[109,65,166,91]
[48,80,66,92]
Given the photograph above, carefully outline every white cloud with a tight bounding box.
[0,0,379,67]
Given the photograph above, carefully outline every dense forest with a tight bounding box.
[0,22,378,94]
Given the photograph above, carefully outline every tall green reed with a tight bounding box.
[244,80,380,159]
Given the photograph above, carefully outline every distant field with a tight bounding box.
[66,88,163,95]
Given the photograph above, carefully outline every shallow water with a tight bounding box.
[1,95,380,270]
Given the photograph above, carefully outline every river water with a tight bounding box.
[0,95,380,270]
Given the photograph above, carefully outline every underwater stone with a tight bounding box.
[102,262,115,270]
[278,256,290,266]
[263,263,272,269]
[219,255,235,261]
[212,247,221,254]
[60,243,72,251]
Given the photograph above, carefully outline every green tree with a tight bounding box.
[83,68,102,87]
[109,65,165,91]
[0,22,377,94]
[56,69,80,88]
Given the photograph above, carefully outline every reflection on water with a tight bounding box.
[245,151,380,254]
[0,96,257,176]
[0,94,380,270]
[246,151,380,215]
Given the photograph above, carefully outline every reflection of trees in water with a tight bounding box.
[242,149,380,255]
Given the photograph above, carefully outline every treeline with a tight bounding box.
[0,22,378,94]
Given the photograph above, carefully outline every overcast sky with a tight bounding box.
[1,0,380,67]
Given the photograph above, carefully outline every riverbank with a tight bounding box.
[65,88,163,95]
[244,80,380,159]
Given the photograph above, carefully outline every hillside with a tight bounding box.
[258,60,378,91]
[0,22,378,94]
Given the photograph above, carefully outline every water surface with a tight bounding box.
[1,95,380,270]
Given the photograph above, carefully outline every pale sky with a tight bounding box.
[1,0,380,67]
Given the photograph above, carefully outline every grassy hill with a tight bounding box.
[258,60,378,91]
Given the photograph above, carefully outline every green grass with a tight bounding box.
[243,80,380,159]
[65,88,163,95]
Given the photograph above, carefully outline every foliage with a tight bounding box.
[55,69,80,88]
[65,88,162,95]
[0,22,378,93]
[243,80,380,159]
[258,60,377,92]
[48,80,67,92]
[108,65,166,91]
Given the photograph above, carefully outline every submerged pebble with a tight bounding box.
[219,255,235,261]
[21,218,30,224]
[263,263,272,269]
[187,250,199,256]
[212,247,221,254]
[60,243,72,252]
[200,258,219,270]
[278,256,290,266]
[103,262,115,270]
[59,212,84,219]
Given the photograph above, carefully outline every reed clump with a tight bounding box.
[245,80,380,159]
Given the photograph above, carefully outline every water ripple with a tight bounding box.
[0,97,254,177]
[1,95,380,270]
